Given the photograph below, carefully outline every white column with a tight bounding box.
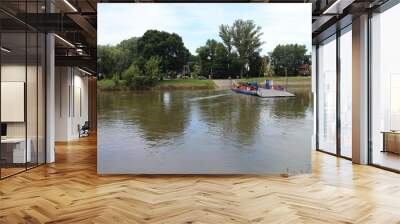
[312,45,317,150]
[352,14,369,164]
[46,33,55,163]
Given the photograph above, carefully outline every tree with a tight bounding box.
[229,19,264,78]
[122,62,159,89]
[116,37,139,71]
[228,52,242,78]
[98,38,140,80]
[98,45,125,79]
[219,24,233,54]
[248,52,263,77]
[191,64,201,79]
[213,43,230,78]
[98,30,191,88]
[219,24,235,78]
[196,39,230,79]
[269,44,310,76]
[137,30,190,78]
[145,57,162,79]
[196,39,215,77]
[122,63,141,85]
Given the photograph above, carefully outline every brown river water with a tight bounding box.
[98,86,313,174]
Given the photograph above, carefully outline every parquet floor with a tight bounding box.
[1,135,400,223]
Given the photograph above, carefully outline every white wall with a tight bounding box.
[73,72,89,137]
[55,67,89,141]
[55,66,70,141]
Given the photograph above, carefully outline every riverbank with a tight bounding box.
[97,79,129,91]
[98,76,311,91]
[97,79,216,91]
[243,76,311,86]
[153,79,216,90]
[213,76,311,90]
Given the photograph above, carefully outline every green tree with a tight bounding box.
[228,52,242,78]
[98,30,192,88]
[219,24,233,54]
[229,19,264,78]
[219,24,235,78]
[137,30,190,78]
[191,64,201,79]
[116,37,139,71]
[213,43,230,78]
[122,64,141,85]
[269,44,310,76]
[98,45,125,79]
[196,39,230,79]
[144,57,162,79]
[196,40,215,77]
[122,63,158,89]
[248,52,263,77]
[98,40,139,80]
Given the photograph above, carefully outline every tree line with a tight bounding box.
[98,19,311,88]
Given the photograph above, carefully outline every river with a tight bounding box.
[97,86,313,174]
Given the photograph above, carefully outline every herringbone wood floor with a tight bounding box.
[1,135,400,224]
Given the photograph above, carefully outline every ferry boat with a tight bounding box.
[231,80,295,98]
[230,81,259,96]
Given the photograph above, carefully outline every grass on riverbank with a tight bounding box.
[97,79,128,91]
[98,76,310,91]
[98,78,216,91]
[153,79,216,90]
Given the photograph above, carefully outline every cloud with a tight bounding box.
[98,3,311,55]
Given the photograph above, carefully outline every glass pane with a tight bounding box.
[26,0,38,169]
[1,31,27,177]
[27,31,38,169]
[371,4,400,171]
[340,29,352,158]
[38,33,45,165]
[318,36,337,154]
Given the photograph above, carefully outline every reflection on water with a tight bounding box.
[98,87,313,174]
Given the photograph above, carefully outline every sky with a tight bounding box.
[98,4,312,55]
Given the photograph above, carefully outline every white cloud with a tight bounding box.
[98,3,311,55]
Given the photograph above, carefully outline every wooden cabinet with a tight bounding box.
[382,132,400,154]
